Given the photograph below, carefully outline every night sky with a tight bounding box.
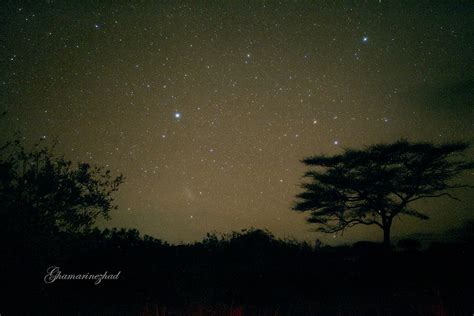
[1,1,473,245]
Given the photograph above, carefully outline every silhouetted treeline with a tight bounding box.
[2,226,473,315]
[1,136,473,315]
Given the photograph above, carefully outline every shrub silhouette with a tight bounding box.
[397,238,422,251]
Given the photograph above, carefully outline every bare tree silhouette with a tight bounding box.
[293,139,474,248]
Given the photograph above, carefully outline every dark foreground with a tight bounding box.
[1,228,473,315]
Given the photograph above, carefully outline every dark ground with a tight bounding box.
[1,228,473,315]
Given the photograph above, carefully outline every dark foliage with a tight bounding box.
[293,139,474,247]
[0,138,124,236]
[1,137,473,315]
[2,226,473,315]
[397,238,422,251]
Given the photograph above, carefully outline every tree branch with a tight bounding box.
[408,192,460,202]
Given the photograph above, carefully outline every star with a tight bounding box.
[2,0,470,248]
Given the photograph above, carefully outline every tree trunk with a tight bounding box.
[383,220,392,250]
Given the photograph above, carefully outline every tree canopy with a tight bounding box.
[0,138,124,237]
[293,139,474,247]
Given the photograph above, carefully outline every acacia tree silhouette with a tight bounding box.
[293,140,474,248]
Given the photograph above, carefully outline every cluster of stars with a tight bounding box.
[0,1,472,244]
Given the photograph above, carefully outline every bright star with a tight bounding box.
[334,140,339,145]
[174,112,181,119]
[362,36,368,42]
